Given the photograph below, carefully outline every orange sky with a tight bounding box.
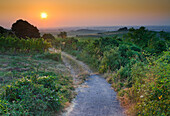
[0,0,170,29]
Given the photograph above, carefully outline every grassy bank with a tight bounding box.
[0,36,74,115]
[59,27,170,115]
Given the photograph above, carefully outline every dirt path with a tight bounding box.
[49,48,124,116]
[60,51,124,116]
[61,51,92,85]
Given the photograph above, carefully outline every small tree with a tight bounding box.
[11,19,40,39]
[42,33,56,47]
[58,32,67,39]
[0,26,14,37]
[42,33,55,41]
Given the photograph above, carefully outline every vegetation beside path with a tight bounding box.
[59,27,170,116]
[0,36,75,115]
[0,26,169,116]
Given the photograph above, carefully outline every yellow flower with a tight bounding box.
[159,95,162,100]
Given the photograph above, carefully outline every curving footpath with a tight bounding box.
[64,74,124,116]
[50,49,125,116]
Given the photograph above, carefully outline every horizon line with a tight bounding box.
[39,25,170,29]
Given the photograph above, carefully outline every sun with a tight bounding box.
[41,12,48,19]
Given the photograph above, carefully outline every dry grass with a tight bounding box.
[0,53,71,93]
[61,51,92,86]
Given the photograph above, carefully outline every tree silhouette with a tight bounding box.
[42,33,55,40]
[118,27,128,31]
[11,19,40,39]
[58,32,67,39]
[0,26,14,36]
[0,26,8,34]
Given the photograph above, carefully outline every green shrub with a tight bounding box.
[59,34,169,115]
[130,45,141,52]
[124,51,170,115]
[125,27,168,54]
[99,44,142,73]
[0,99,7,115]
[0,74,74,115]
[0,36,51,53]
[99,48,120,73]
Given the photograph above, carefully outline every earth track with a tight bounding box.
[63,74,124,116]
[49,48,124,116]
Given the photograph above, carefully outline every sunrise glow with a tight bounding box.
[41,12,47,19]
[0,0,170,28]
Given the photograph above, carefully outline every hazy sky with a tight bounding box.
[0,0,170,29]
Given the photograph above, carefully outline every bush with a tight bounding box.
[0,36,51,53]
[11,19,40,39]
[99,43,142,73]
[130,45,141,52]
[117,51,170,115]
[59,34,169,115]
[125,27,168,54]
[42,33,55,40]
[99,48,121,73]
[0,74,74,115]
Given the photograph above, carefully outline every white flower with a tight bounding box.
[140,95,144,98]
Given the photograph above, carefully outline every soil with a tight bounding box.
[60,51,124,116]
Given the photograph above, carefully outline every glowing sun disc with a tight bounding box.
[41,12,47,19]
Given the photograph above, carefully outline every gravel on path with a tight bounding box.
[49,49,125,116]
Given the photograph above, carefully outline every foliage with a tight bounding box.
[59,27,170,115]
[58,32,67,39]
[0,74,74,115]
[129,51,169,115]
[125,27,168,54]
[0,26,14,36]
[42,33,56,46]
[37,52,62,62]
[11,19,40,39]
[0,53,73,115]
[42,33,55,40]
[118,27,128,31]
[160,31,170,42]
[0,36,51,53]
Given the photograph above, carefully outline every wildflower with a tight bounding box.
[140,95,143,98]
[159,95,162,100]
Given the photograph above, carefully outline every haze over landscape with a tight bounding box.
[0,0,170,29]
[0,0,170,116]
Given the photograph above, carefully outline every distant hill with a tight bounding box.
[67,29,105,37]
[73,29,104,33]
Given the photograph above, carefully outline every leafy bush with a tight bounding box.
[42,33,55,40]
[0,36,51,53]
[99,43,142,73]
[0,73,74,115]
[125,27,168,54]
[130,45,141,52]
[59,30,169,115]
[99,48,120,73]
[11,19,40,39]
[116,51,170,115]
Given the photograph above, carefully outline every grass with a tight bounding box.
[0,53,70,89]
[0,52,74,115]
[62,52,91,85]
